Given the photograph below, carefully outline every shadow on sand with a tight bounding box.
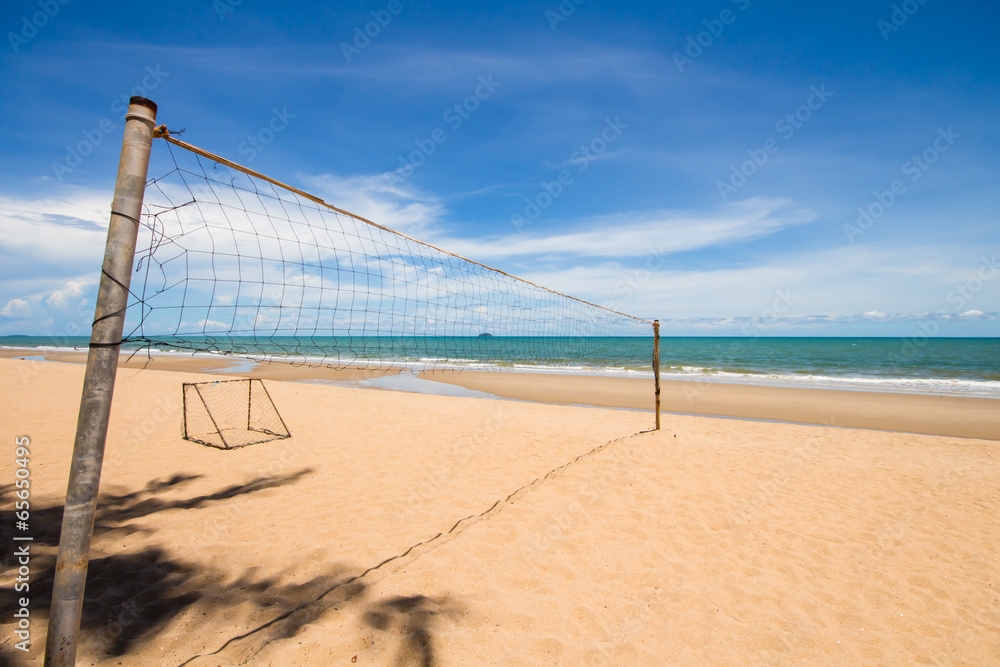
[363,594,465,667]
[0,471,463,666]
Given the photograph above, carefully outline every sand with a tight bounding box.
[5,349,997,439]
[423,370,1000,441]
[1,356,999,665]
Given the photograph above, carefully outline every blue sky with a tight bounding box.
[0,0,998,337]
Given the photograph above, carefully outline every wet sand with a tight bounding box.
[423,370,1000,441]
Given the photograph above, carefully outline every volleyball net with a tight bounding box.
[121,129,655,374]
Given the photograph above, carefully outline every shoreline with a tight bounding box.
[3,343,1000,398]
[2,349,997,440]
[423,370,1000,441]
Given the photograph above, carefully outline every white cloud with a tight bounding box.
[514,242,1000,323]
[47,280,89,309]
[1,298,30,318]
[443,197,815,260]
[297,173,443,235]
[198,319,231,330]
[0,192,109,266]
[1,174,993,338]
[656,311,998,327]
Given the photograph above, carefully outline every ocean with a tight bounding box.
[2,335,998,398]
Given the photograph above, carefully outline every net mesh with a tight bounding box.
[182,379,290,449]
[123,137,653,373]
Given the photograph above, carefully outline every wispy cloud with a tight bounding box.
[515,242,1000,324]
[0,192,110,273]
[297,173,444,235]
[0,172,994,337]
[660,311,999,327]
[444,197,815,259]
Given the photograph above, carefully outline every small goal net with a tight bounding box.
[182,378,290,449]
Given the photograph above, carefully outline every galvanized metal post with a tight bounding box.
[44,97,157,667]
[653,319,661,430]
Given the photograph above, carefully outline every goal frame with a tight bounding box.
[182,378,291,449]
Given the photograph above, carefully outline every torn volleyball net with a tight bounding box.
[121,131,655,374]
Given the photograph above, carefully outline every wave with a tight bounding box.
[5,340,999,398]
[656,367,1000,398]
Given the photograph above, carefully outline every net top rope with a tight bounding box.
[151,125,653,326]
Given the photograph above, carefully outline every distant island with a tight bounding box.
[478,333,494,338]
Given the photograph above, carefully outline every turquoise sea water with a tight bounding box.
[2,335,998,397]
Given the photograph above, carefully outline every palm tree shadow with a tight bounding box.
[363,594,465,667]
[0,474,468,666]
[0,468,323,661]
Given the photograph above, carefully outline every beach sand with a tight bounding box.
[2,356,999,665]
[5,349,997,439]
[422,370,1000,441]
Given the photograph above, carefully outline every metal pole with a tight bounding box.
[44,97,157,667]
[653,319,661,430]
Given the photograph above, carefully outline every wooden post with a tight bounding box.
[653,319,661,430]
[44,97,157,667]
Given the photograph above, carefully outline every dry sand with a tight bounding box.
[1,356,999,665]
